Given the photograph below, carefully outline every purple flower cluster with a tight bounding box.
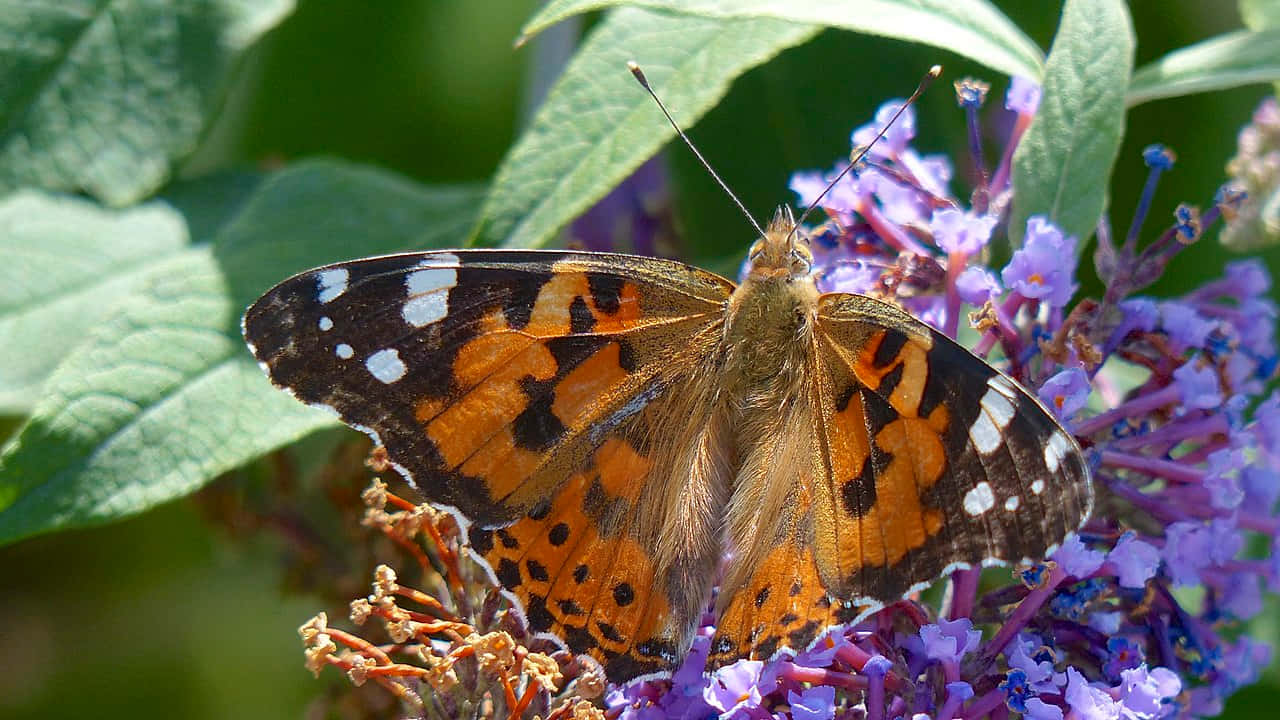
[609,82,1279,719]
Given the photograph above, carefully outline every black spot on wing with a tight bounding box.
[613,582,635,607]
[526,559,550,582]
[569,295,596,333]
[872,330,909,368]
[496,558,521,588]
[512,377,567,451]
[587,273,625,314]
[841,457,878,518]
[564,625,597,653]
[877,362,904,398]
[549,522,570,546]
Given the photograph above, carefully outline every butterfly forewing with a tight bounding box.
[243,249,735,681]
[812,293,1093,599]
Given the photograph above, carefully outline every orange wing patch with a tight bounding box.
[708,543,870,669]
[470,435,680,680]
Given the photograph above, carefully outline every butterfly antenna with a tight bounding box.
[790,65,943,239]
[629,61,767,239]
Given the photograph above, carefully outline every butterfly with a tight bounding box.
[242,205,1092,682]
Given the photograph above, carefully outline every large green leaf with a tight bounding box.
[1127,30,1280,106]
[0,160,484,546]
[0,0,294,206]
[471,7,820,249]
[1009,0,1133,248]
[521,0,1043,79]
[0,174,261,413]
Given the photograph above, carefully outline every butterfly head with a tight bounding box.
[746,206,813,281]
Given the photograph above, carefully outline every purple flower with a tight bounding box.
[1219,572,1263,620]
[704,659,765,717]
[1172,360,1222,410]
[1117,665,1181,719]
[1204,448,1244,510]
[1000,668,1032,711]
[1006,76,1042,115]
[852,100,916,158]
[1053,534,1105,578]
[1064,667,1123,720]
[1162,521,1213,587]
[819,259,881,295]
[1118,297,1160,334]
[956,266,1002,305]
[1224,258,1271,299]
[1039,368,1091,421]
[1159,302,1217,349]
[1108,532,1160,588]
[931,207,997,255]
[1218,636,1272,692]
[1001,216,1078,307]
[1102,637,1145,683]
[1024,697,1065,720]
[787,685,836,720]
[918,617,982,663]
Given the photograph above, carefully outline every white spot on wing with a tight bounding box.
[979,385,1016,429]
[1031,478,1046,495]
[335,343,354,359]
[415,253,460,269]
[366,348,407,384]
[402,292,449,327]
[969,410,1002,454]
[316,268,349,304]
[963,481,996,516]
[318,316,334,331]
[406,266,457,295]
[1045,431,1070,474]
[1005,495,1021,511]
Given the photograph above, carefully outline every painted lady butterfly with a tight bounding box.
[242,205,1092,681]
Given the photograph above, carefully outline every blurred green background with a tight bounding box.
[1,1,1278,717]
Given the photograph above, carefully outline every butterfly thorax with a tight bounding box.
[723,206,819,404]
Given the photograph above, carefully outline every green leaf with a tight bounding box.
[520,0,1043,79]
[1242,0,1280,30]
[1127,30,1280,106]
[471,7,820,249]
[0,173,261,413]
[0,0,295,206]
[0,160,484,546]
[1009,0,1133,248]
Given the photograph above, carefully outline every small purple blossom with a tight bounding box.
[955,266,1002,305]
[1001,216,1078,307]
[1006,76,1042,115]
[852,100,916,158]
[1117,665,1181,719]
[931,207,997,255]
[704,659,765,717]
[1065,667,1124,720]
[1108,532,1161,588]
[1053,534,1105,578]
[1159,301,1218,349]
[787,685,836,720]
[1039,368,1091,420]
[1171,359,1223,409]
[918,618,981,663]
[1025,697,1065,720]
